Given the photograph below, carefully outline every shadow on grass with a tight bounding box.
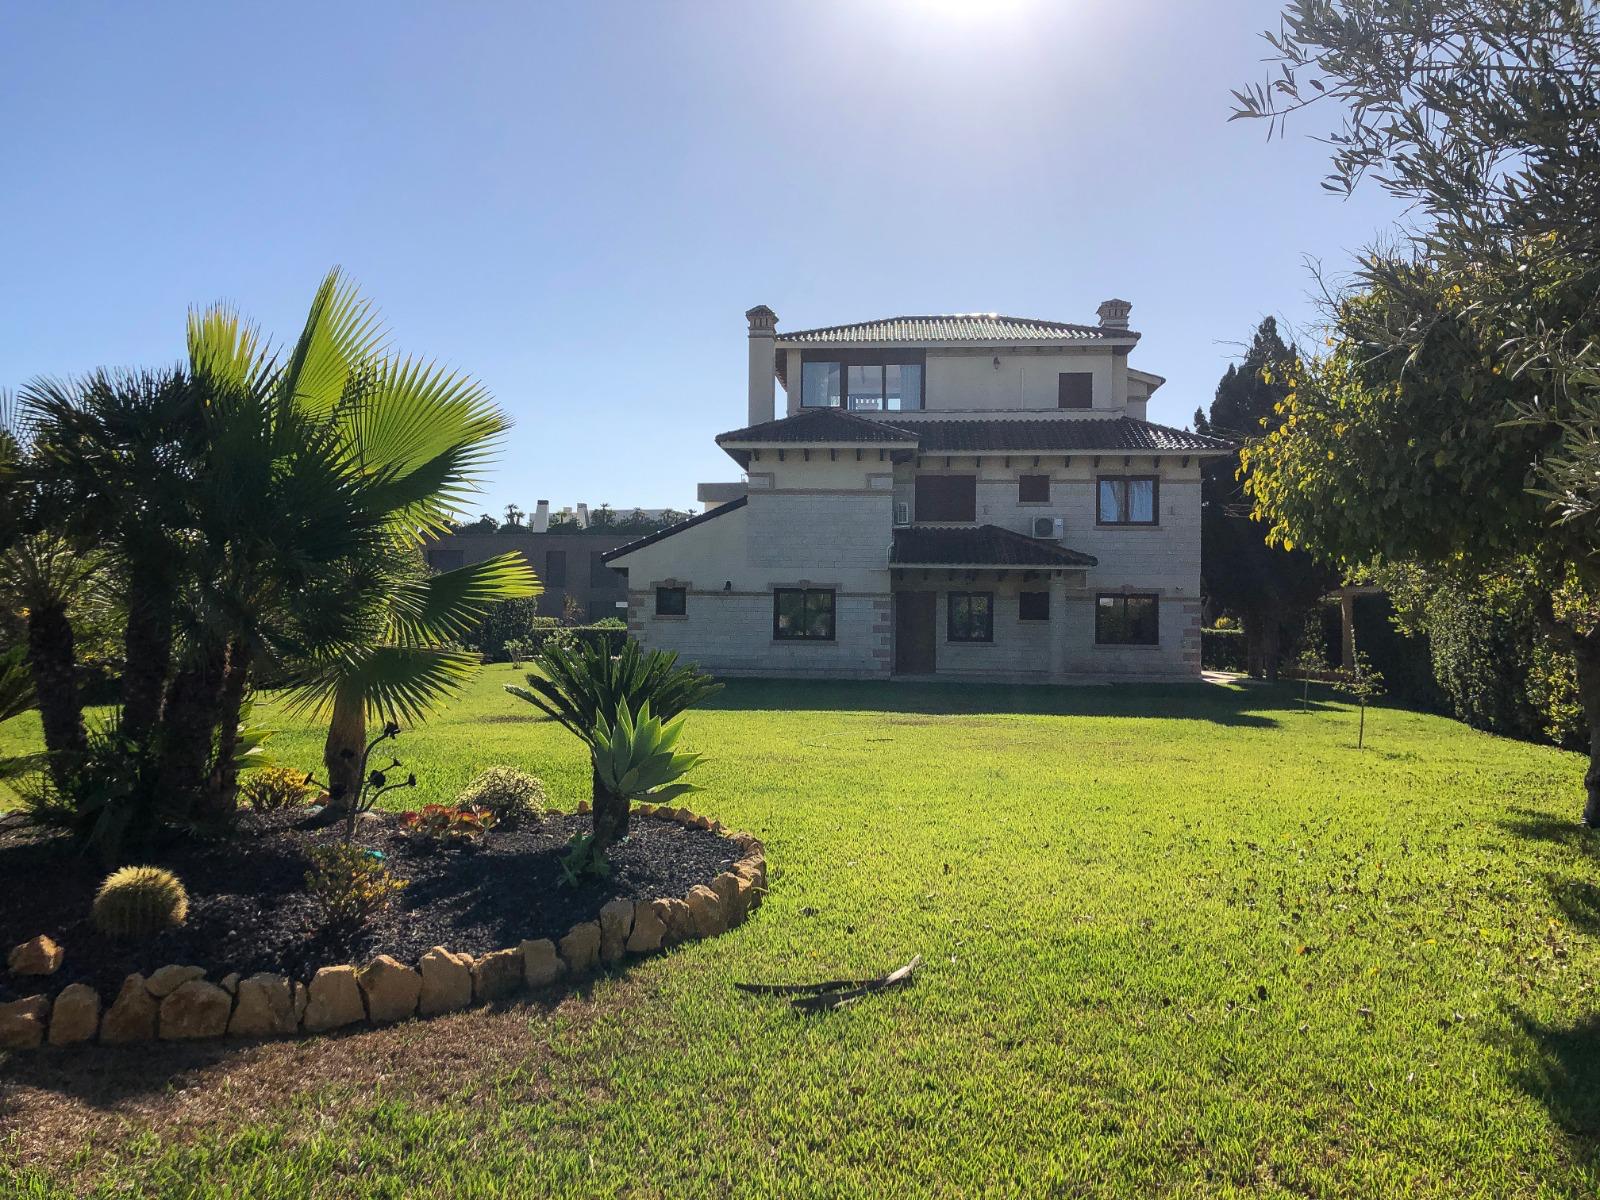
[698,677,1341,729]
[1498,808,1600,861]
[0,979,595,1117]
[1496,1008,1600,1167]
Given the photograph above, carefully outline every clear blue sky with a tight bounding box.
[0,0,1400,517]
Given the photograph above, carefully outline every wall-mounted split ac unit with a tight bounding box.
[893,502,911,527]
[1031,516,1065,541]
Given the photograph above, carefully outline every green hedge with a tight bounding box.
[1349,593,1445,713]
[1201,628,1247,672]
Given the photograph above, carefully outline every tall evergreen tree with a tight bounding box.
[1195,318,1334,679]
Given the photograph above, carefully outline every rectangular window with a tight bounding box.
[799,357,923,411]
[587,599,616,623]
[884,363,922,411]
[544,549,567,586]
[589,550,612,586]
[1018,591,1051,621]
[1018,474,1050,503]
[1095,594,1159,645]
[655,586,686,616]
[1058,372,1093,410]
[773,588,835,640]
[846,364,883,411]
[914,474,977,522]
[948,592,994,642]
[1096,476,1158,525]
[801,360,841,409]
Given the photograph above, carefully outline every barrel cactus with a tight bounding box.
[92,866,190,939]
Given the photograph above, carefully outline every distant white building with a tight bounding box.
[604,301,1232,682]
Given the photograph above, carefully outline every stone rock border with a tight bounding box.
[0,806,766,1051]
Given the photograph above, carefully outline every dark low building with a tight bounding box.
[426,531,632,623]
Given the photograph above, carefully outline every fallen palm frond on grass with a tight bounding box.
[736,955,922,1012]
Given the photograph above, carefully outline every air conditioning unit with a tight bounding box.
[1032,516,1065,541]
[893,502,911,526]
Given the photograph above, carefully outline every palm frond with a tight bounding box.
[0,646,35,724]
[187,305,272,394]
[278,268,387,417]
[282,644,484,726]
[386,554,540,646]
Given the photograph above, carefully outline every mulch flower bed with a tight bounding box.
[0,809,737,1002]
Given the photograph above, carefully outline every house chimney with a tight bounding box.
[1096,298,1132,330]
[746,304,778,427]
[576,502,589,529]
[532,499,550,533]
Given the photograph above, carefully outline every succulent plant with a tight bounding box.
[455,766,547,824]
[92,865,190,939]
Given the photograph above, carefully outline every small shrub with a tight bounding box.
[304,843,407,927]
[399,803,498,844]
[92,865,190,939]
[239,766,318,811]
[1201,628,1247,672]
[456,766,547,824]
[503,638,530,668]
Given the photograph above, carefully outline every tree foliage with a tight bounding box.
[1194,318,1334,678]
[1234,0,1600,821]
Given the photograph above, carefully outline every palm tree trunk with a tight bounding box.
[322,685,366,810]
[156,642,227,817]
[25,601,84,792]
[119,565,174,745]
[202,637,252,816]
[591,762,630,851]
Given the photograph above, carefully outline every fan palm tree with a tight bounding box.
[187,270,540,804]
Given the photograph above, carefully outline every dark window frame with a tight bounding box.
[1018,590,1051,622]
[655,586,687,617]
[1094,593,1160,645]
[773,588,836,641]
[799,348,926,411]
[1017,473,1051,504]
[915,474,979,523]
[544,549,567,586]
[947,591,995,643]
[1058,372,1093,410]
[1095,475,1160,527]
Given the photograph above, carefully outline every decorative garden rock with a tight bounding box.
[47,983,100,1046]
[303,965,365,1032]
[0,995,49,1049]
[659,897,696,945]
[101,974,159,1043]
[625,899,669,954]
[419,946,474,1016]
[599,898,635,963]
[471,948,524,1002]
[146,964,205,997]
[8,934,64,976]
[520,938,565,988]
[7,806,766,1053]
[559,921,601,975]
[228,973,297,1038]
[358,955,421,1023]
[159,980,232,1040]
[685,884,727,938]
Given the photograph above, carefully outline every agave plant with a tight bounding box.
[507,638,719,849]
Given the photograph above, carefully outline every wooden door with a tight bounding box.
[894,591,937,674]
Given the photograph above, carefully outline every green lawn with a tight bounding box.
[3,669,1599,1197]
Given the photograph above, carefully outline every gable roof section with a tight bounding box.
[713,411,1233,462]
[601,496,747,564]
[891,525,1098,569]
[908,417,1231,454]
[777,314,1136,345]
[716,407,921,447]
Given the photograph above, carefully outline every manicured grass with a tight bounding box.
[3,669,1599,1197]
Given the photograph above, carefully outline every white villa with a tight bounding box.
[603,301,1232,682]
